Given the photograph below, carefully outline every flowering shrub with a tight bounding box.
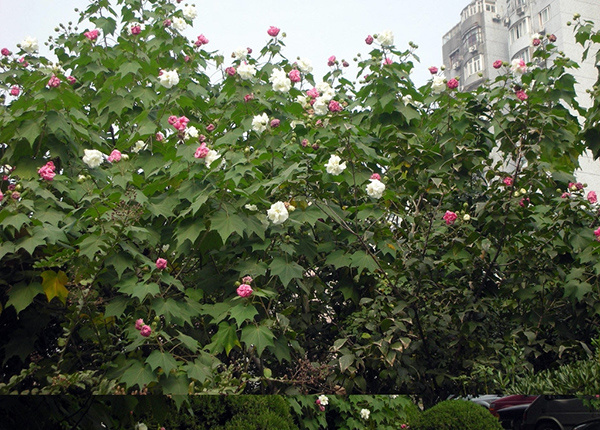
[0,0,600,403]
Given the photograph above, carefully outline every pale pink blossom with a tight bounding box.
[515,90,528,101]
[156,132,164,141]
[327,55,336,67]
[107,149,122,163]
[242,276,253,284]
[428,66,438,74]
[48,75,61,88]
[370,173,381,180]
[365,35,373,45]
[10,86,19,96]
[493,60,503,69]
[135,318,145,330]
[1,48,11,56]
[270,119,280,128]
[194,143,209,159]
[383,57,393,65]
[67,76,76,85]
[206,123,215,132]
[328,100,343,112]
[140,325,152,337]
[38,161,56,181]
[196,34,209,46]
[84,29,100,41]
[447,78,459,89]
[503,177,513,186]
[237,283,253,298]
[267,26,280,37]
[0,191,3,201]
[307,87,320,98]
[244,93,254,102]
[225,66,236,76]
[595,227,600,241]
[588,191,597,204]
[288,69,301,83]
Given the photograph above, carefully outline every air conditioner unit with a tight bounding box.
[453,62,461,70]
[493,13,501,22]
[468,46,477,53]
[504,17,511,27]
[516,6,525,15]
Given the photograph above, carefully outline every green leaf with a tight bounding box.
[184,359,212,383]
[339,354,355,372]
[40,270,69,304]
[15,233,47,256]
[161,374,189,395]
[146,350,178,375]
[6,282,44,314]
[206,322,240,356]
[177,331,200,353]
[269,257,304,287]
[104,296,129,318]
[1,213,31,230]
[120,360,156,389]
[349,251,379,274]
[240,324,275,357]
[228,303,258,327]
[210,211,246,243]
[77,233,107,260]
[176,219,206,247]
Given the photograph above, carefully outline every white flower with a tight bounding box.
[185,125,199,140]
[132,140,147,153]
[377,30,394,47]
[159,69,180,88]
[21,37,38,53]
[269,68,292,92]
[296,95,310,108]
[360,409,370,420]
[402,94,413,104]
[318,395,329,406]
[366,179,386,199]
[267,201,289,225]
[510,58,527,75]
[205,149,220,167]
[252,113,269,133]
[313,97,329,116]
[245,204,258,211]
[237,62,256,80]
[172,17,188,31]
[233,47,248,60]
[134,424,148,430]
[432,76,445,93]
[463,214,471,221]
[82,149,104,168]
[325,154,347,175]
[182,5,197,20]
[46,61,65,75]
[296,58,313,73]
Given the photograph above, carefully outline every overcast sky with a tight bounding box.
[0,0,470,86]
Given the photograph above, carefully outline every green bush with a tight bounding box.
[215,396,298,430]
[411,400,502,430]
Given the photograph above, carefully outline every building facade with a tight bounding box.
[442,0,600,187]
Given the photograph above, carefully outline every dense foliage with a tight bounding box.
[1,0,600,404]
[410,399,503,430]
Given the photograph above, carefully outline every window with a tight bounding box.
[510,18,529,43]
[466,54,484,76]
[449,50,461,70]
[463,26,483,48]
[512,48,530,64]
[485,2,496,13]
[461,0,483,20]
[539,6,550,27]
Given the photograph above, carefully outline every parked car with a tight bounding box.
[521,396,600,430]
[574,419,600,430]
[497,403,530,430]
[490,395,539,417]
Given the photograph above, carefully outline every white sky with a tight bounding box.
[0,0,470,86]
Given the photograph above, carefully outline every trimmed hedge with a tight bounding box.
[410,399,502,430]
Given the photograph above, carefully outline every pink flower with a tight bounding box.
[194,143,209,159]
[247,47,253,54]
[383,57,393,65]
[242,276,253,284]
[135,318,145,330]
[11,191,20,200]
[156,132,164,141]
[168,115,178,125]
[67,76,76,85]
[443,210,457,225]
[549,34,557,43]
[48,75,61,88]
[1,48,11,56]
[327,55,336,67]
[515,89,528,101]
[163,18,172,27]
[237,283,253,298]
[561,192,571,198]
[588,191,597,204]
[84,29,100,41]
[342,60,349,67]
[519,197,530,207]
[107,149,122,163]
[328,100,343,112]
[570,182,584,191]
[184,55,191,62]
[172,116,189,131]
[156,258,168,270]
[447,78,459,89]
[301,139,309,147]
[10,86,20,96]
[196,34,209,45]
[205,124,215,132]
[288,69,301,83]
[140,325,152,337]
[130,25,142,35]
[307,87,320,98]
[370,173,381,180]
[225,66,236,76]
[0,191,3,201]
[270,119,280,128]
[267,26,280,37]
[428,66,438,74]
[319,406,325,412]
[503,177,513,186]
[493,60,503,69]
[365,35,374,45]
[244,93,254,102]
[18,57,28,67]
[38,161,56,181]
[532,38,541,46]
[594,227,600,241]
